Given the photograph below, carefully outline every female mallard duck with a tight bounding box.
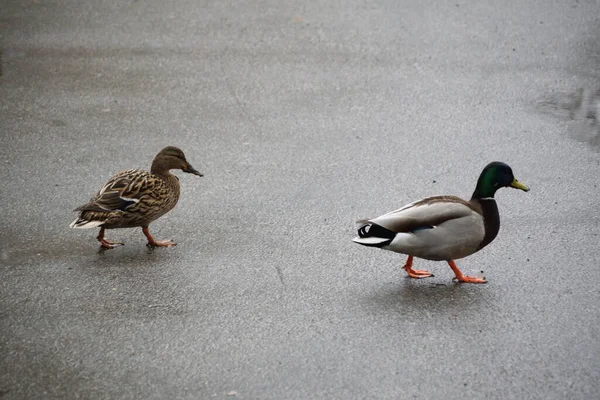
[70,146,203,249]
[352,162,529,283]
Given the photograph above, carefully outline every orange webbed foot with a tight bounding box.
[146,240,177,248]
[405,267,434,279]
[99,239,124,249]
[448,260,487,284]
[402,255,434,279]
[97,227,124,249]
[142,227,177,248]
[452,275,487,284]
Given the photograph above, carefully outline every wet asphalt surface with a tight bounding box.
[1,1,600,399]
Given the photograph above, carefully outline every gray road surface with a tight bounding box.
[1,0,599,399]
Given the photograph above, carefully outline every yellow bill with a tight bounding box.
[510,178,529,192]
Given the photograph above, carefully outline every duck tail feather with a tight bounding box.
[70,219,104,229]
[352,222,395,247]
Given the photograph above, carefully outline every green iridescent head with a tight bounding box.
[471,162,529,199]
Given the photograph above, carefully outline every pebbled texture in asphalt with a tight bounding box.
[1,0,599,399]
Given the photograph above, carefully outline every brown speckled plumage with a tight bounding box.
[74,169,181,229]
[71,146,203,249]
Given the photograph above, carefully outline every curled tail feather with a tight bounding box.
[352,222,396,248]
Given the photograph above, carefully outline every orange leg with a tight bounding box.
[448,260,487,284]
[402,255,434,279]
[96,227,124,249]
[143,227,176,248]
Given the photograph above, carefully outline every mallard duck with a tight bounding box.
[352,162,529,283]
[70,146,203,249]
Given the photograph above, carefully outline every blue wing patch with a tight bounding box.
[410,225,435,233]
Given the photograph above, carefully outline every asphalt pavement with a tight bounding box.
[1,0,599,399]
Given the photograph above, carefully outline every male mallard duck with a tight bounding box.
[70,146,203,249]
[352,162,529,283]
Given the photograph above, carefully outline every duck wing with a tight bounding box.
[370,196,478,234]
[74,169,160,213]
